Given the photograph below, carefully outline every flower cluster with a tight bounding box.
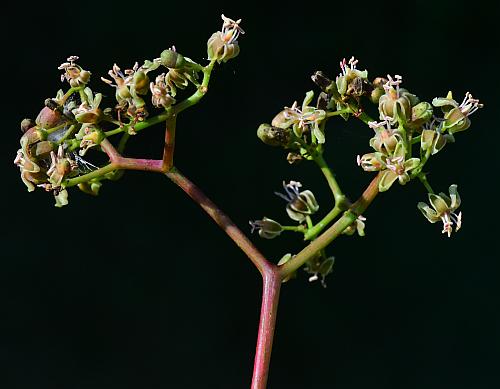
[14,16,243,207]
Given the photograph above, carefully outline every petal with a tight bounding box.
[428,193,449,214]
[404,158,420,171]
[449,184,461,210]
[313,124,326,144]
[393,140,406,159]
[299,190,319,213]
[378,170,398,192]
[302,90,314,109]
[286,206,305,222]
[54,189,69,208]
[432,96,458,109]
[417,202,439,223]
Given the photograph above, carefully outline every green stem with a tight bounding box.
[326,108,351,117]
[57,124,77,144]
[63,163,119,187]
[104,111,171,137]
[418,173,434,194]
[172,60,216,114]
[313,152,344,203]
[117,132,130,154]
[411,135,421,144]
[280,173,381,278]
[304,205,342,240]
[282,225,306,233]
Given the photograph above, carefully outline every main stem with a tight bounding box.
[165,168,280,389]
[251,271,281,389]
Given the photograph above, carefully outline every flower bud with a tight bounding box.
[21,118,35,133]
[78,180,102,196]
[410,102,433,128]
[370,86,385,104]
[159,49,186,69]
[33,141,55,159]
[257,124,292,147]
[132,71,150,95]
[36,106,62,129]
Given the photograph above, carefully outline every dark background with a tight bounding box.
[1,1,498,388]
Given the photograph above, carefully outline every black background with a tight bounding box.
[2,1,499,388]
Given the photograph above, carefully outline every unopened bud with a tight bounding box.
[257,123,292,147]
[21,118,35,133]
[160,49,186,69]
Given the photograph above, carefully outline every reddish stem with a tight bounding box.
[163,116,176,171]
[251,270,281,389]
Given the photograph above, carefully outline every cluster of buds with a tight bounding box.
[14,108,78,207]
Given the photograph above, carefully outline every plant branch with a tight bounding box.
[165,167,273,275]
[162,115,177,171]
[304,205,343,240]
[313,152,344,203]
[279,173,381,278]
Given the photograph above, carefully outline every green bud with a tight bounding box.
[410,102,433,128]
[370,86,385,104]
[78,180,102,196]
[257,123,292,147]
[160,49,186,69]
[277,253,296,283]
[133,71,150,95]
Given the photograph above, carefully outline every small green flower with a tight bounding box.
[368,117,402,154]
[207,15,244,63]
[420,127,446,155]
[378,74,419,123]
[58,56,91,87]
[417,184,462,237]
[378,141,420,191]
[72,88,103,124]
[276,92,327,143]
[275,181,319,222]
[249,217,283,239]
[432,91,483,134]
[357,152,386,172]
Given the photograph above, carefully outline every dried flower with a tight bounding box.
[249,217,283,239]
[275,181,319,222]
